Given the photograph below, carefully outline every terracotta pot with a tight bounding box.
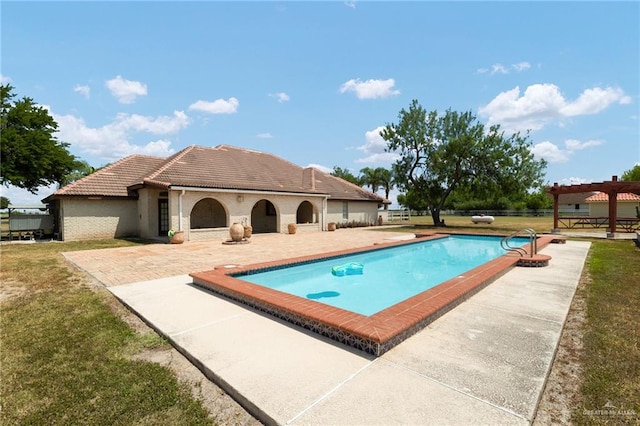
[288,223,297,234]
[243,225,253,239]
[229,223,245,242]
[170,230,184,244]
[327,222,336,231]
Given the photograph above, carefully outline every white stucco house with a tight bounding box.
[586,192,640,218]
[555,192,596,216]
[43,145,389,242]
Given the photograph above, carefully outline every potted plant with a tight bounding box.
[168,229,184,244]
[327,222,336,231]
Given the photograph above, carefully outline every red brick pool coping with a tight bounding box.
[190,233,557,356]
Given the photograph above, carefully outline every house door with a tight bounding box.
[158,199,169,236]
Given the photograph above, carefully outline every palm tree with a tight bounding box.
[376,167,394,210]
[359,167,380,193]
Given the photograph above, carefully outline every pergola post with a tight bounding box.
[607,191,618,234]
[607,176,619,235]
[552,185,559,233]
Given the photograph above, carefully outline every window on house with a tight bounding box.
[342,201,348,220]
[575,204,580,210]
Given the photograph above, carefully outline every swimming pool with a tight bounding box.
[191,232,555,355]
[237,235,526,316]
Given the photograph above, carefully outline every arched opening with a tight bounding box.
[251,199,278,233]
[190,198,227,229]
[296,200,317,224]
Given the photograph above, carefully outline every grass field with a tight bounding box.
[1,226,638,424]
[386,213,555,234]
[574,239,640,425]
[0,240,216,425]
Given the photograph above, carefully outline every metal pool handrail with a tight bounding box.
[501,228,537,258]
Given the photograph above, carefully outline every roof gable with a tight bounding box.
[45,155,166,199]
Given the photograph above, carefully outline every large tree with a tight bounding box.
[1,84,76,193]
[381,99,547,226]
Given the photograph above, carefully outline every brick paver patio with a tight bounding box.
[64,228,411,287]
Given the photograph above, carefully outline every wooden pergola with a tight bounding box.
[547,176,640,234]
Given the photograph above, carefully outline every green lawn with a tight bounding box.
[0,240,215,425]
[386,213,555,234]
[574,239,640,425]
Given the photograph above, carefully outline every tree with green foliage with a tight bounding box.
[330,166,361,185]
[381,99,547,226]
[1,84,76,193]
[359,167,381,193]
[0,196,10,209]
[525,187,553,212]
[396,190,428,211]
[59,159,95,187]
[376,167,394,210]
[621,164,640,181]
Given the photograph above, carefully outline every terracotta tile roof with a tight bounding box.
[44,145,385,203]
[585,192,640,202]
[44,155,166,199]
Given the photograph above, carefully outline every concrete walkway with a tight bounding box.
[66,230,591,425]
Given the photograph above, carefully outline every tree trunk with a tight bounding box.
[431,209,445,227]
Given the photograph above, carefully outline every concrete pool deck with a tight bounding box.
[64,229,592,425]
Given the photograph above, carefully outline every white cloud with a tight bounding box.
[269,92,290,103]
[531,141,570,163]
[126,139,175,157]
[531,138,604,164]
[491,64,509,74]
[105,75,148,104]
[559,177,591,185]
[188,97,239,114]
[73,84,90,99]
[0,183,57,206]
[478,62,531,75]
[512,62,531,72]
[560,87,631,116]
[564,138,603,150]
[355,126,400,164]
[344,1,356,8]
[0,74,12,84]
[112,111,190,134]
[306,163,332,173]
[339,78,400,99]
[478,83,631,132]
[256,132,273,139]
[52,110,187,161]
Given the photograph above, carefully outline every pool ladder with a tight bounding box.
[501,228,537,258]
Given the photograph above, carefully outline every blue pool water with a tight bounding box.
[237,235,526,316]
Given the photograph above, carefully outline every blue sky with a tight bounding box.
[2,1,638,207]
